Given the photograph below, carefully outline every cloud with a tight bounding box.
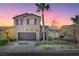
[0,16,6,18]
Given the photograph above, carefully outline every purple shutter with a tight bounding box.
[20,19,23,25]
[16,19,18,25]
[34,18,37,25]
[26,18,29,25]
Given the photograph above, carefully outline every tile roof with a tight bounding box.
[13,13,41,19]
[0,26,13,30]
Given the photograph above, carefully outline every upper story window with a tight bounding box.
[15,19,18,25]
[26,18,29,25]
[30,18,37,25]
[26,18,37,25]
[34,18,37,25]
[20,19,23,25]
[30,19,34,25]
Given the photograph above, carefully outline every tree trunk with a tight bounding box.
[6,32,12,42]
[42,11,45,42]
[77,24,79,43]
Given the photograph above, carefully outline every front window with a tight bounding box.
[30,19,34,25]
[30,18,37,25]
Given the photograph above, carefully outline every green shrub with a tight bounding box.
[40,41,74,45]
[60,35,64,38]
[12,38,16,42]
[64,40,74,44]
[48,36,52,41]
[0,38,8,45]
[40,44,49,49]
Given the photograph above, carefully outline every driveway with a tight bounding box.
[0,41,37,53]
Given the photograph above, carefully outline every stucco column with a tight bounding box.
[36,32,40,41]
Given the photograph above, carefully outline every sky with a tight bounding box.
[0,3,79,28]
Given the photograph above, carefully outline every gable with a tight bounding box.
[13,13,29,19]
[13,13,41,20]
[23,14,41,21]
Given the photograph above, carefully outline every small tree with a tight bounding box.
[0,30,12,42]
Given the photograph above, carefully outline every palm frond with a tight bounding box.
[42,3,46,8]
[71,15,79,24]
[35,3,41,12]
[36,9,40,12]
[46,4,50,10]
[71,18,75,20]
[75,15,78,20]
[35,3,40,7]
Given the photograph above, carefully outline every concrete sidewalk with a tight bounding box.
[0,41,79,54]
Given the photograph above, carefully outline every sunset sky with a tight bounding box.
[0,3,79,28]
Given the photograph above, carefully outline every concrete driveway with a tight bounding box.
[0,41,37,53]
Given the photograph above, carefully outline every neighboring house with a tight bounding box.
[0,27,14,39]
[13,13,41,41]
[48,28,61,40]
[61,24,79,43]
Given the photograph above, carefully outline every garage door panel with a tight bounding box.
[18,33,36,41]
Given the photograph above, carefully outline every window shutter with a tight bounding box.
[34,18,37,25]
[16,19,18,25]
[26,18,29,25]
[20,19,23,25]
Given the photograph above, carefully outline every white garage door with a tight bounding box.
[18,32,36,41]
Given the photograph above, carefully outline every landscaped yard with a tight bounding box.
[0,38,16,45]
[0,38,8,45]
[34,41,77,49]
[40,41,74,45]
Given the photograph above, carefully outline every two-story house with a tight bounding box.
[13,13,41,41]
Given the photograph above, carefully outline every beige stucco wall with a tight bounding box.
[14,14,41,41]
[61,26,73,35]
[61,25,79,43]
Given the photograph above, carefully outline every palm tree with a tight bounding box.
[71,15,79,43]
[71,15,79,24]
[35,3,50,42]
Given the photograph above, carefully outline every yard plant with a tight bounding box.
[40,41,74,45]
[0,38,8,45]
